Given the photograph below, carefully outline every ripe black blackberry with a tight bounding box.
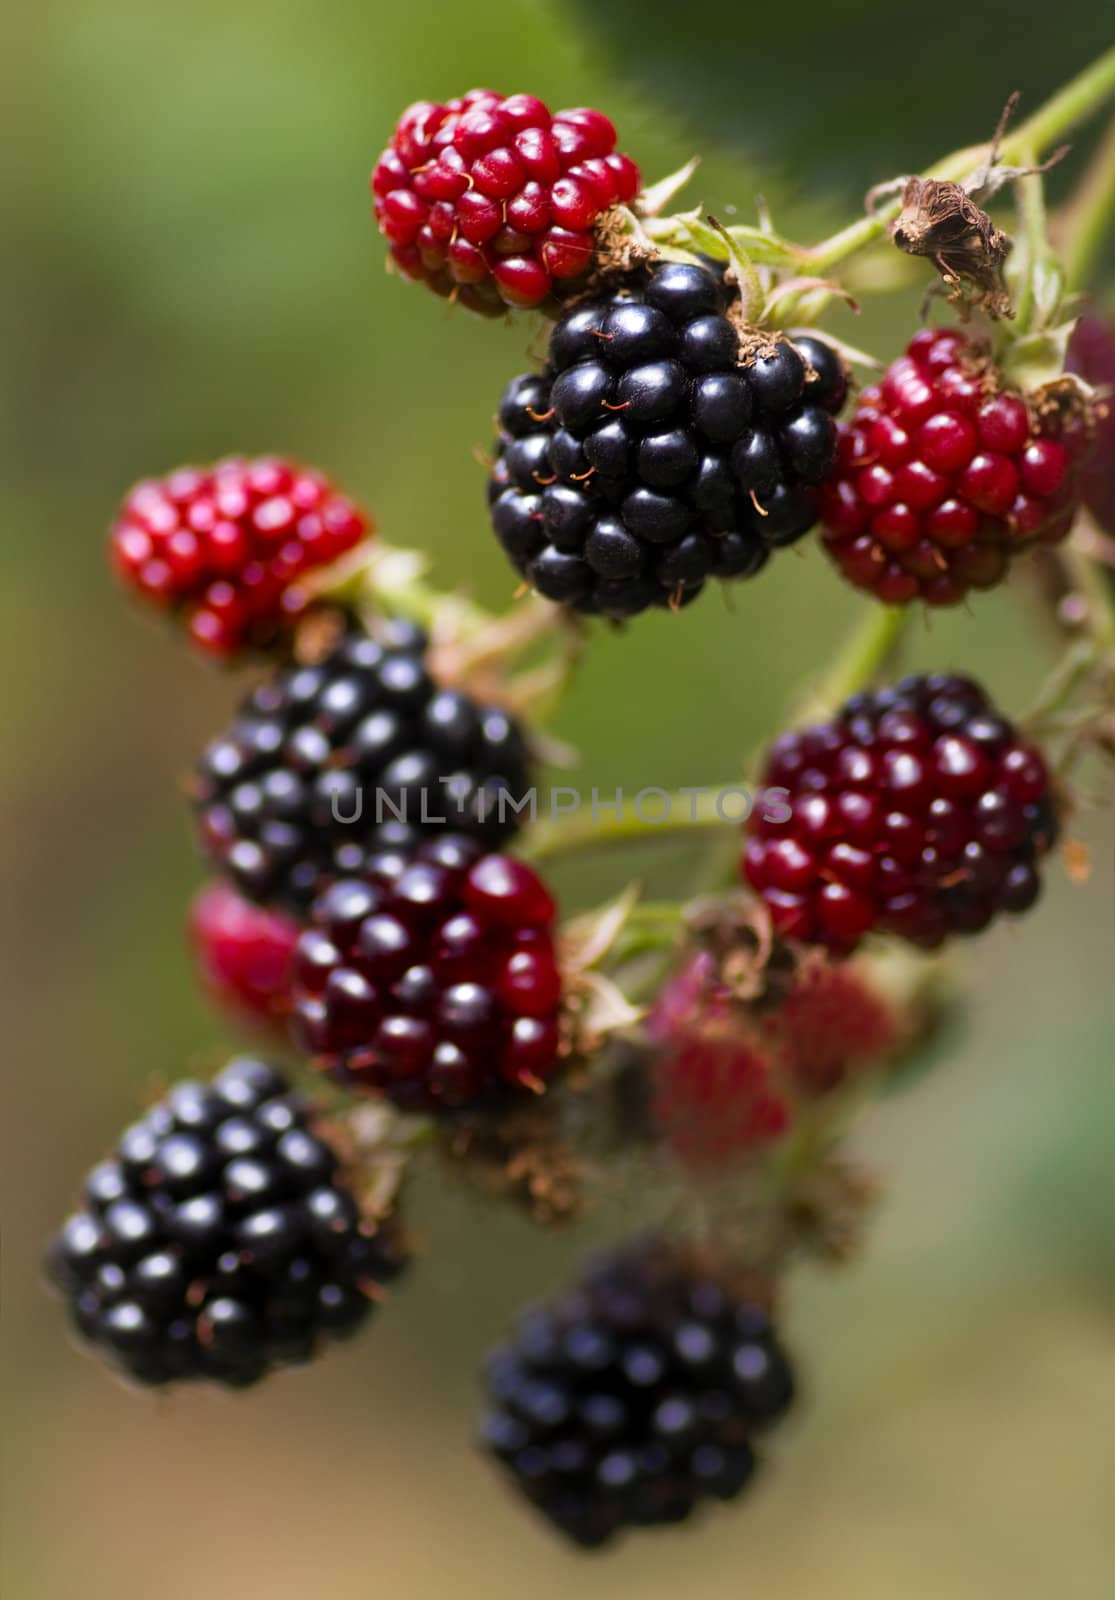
[193,620,533,913]
[486,262,845,618]
[478,1236,794,1547]
[44,1057,407,1389]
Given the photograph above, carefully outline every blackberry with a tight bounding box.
[44,1057,407,1389]
[110,456,370,657]
[188,881,300,1035]
[744,673,1059,952]
[193,621,533,913]
[372,90,640,313]
[478,1236,794,1547]
[487,262,844,617]
[819,329,1087,605]
[290,837,564,1113]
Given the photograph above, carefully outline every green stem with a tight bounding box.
[1010,49,1115,168]
[1061,112,1115,294]
[1065,538,1115,650]
[524,786,740,864]
[1012,144,1048,334]
[796,604,911,722]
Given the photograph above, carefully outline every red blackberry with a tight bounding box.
[774,957,903,1095]
[744,673,1059,952]
[372,90,640,314]
[289,837,564,1113]
[649,952,791,1164]
[819,329,1085,605]
[110,456,370,657]
[44,1057,407,1389]
[189,882,301,1034]
[478,1236,794,1547]
[193,621,533,913]
[648,946,903,1165]
[487,264,844,617]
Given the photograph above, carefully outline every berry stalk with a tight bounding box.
[1060,112,1115,293]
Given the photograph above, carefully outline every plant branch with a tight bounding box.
[1060,112,1115,293]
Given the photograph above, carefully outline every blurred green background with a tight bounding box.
[3,4,1113,1596]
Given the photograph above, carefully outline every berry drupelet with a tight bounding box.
[110,456,369,657]
[819,329,1085,605]
[372,90,640,313]
[487,263,845,617]
[744,673,1059,952]
[290,837,564,1113]
[479,1236,795,1547]
[44,1057,407,1389]
[193,621,533,914]
[188,882,301,1034]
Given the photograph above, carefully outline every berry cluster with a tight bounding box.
[290,837,563,1112]
[744,673,1058,952]
[189,882,300,1034]
[650,948,903,1164]
[110,456,369,656]
[479,1237,794,1547]
[372,91,640,313]
[819,330,1083,605]
[45,1058,407,1389]
[193,622,532,913]
[489,262,844,616]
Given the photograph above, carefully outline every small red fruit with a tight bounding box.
[819,330,1088,605]
[649,944,906,1169]
[110,457,370,657]
[372,90,640,313]
[188,882,300,1032]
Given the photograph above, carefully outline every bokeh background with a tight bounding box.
[3,4,1113,1596]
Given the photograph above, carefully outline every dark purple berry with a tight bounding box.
[44,1058,407,1389]
[486,260,843,618]
[479,1237,794,1547]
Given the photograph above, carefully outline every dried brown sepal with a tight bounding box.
[589,204,661,287]
[436,1097,586,1226]
[314,1101,411,1229]
[888,175,1015,320]
[868,94,1069,322]
[782,1158,882,1265]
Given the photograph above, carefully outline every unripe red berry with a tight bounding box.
[188,882,300,1033]
[110,457,370,657]
[372,90,640,313]
[819,330,1088,605]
